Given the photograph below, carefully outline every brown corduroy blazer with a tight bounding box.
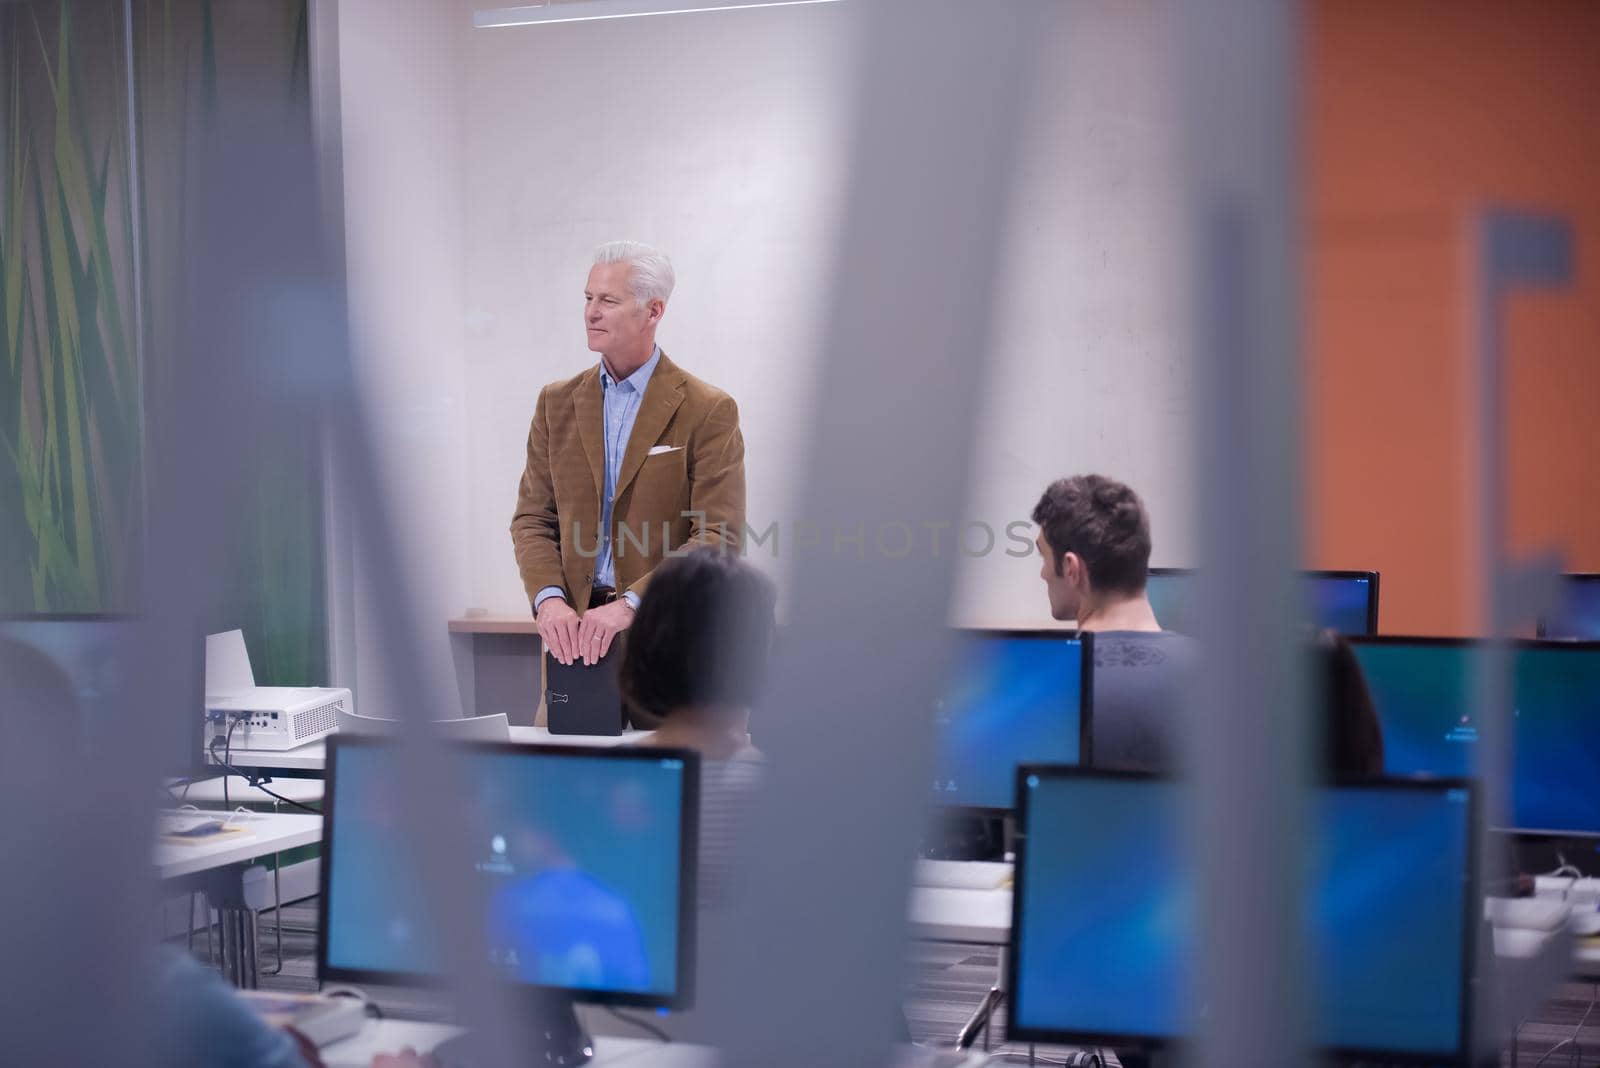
[511,351,746,612]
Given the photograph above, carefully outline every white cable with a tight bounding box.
[1531,982,1598,1068]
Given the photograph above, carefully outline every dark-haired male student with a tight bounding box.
[1031,474,1198,770]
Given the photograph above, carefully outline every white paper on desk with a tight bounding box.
[206,629,256,696]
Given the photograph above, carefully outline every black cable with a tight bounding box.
[206,737,322,814]
[249,783,321,814]
[601,1006,670,1044]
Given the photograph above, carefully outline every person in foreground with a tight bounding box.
[619,547,772,907]
[1032,473,1199,770]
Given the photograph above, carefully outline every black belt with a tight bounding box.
[589,585,618,609]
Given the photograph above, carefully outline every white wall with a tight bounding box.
[955,1,1193,625]
[457,0,852,617]
[338,0,1190,639]
[336,0,473,716]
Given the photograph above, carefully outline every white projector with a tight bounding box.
[205,687,351,751]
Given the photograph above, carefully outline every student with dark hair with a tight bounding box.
[621,547,774,905]
[1313,628,1386,778]
[1031,474,1198,770]
[1028,476,1388,778]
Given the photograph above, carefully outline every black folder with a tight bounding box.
[544,646,625,736]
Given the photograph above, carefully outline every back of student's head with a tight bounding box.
[620,548,777,727]
[0,637,82,782]
[1313,629,1385,778]
[1031,474,1153,594]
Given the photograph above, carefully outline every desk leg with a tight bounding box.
[954,946,1009,1052]
[264,857,284,977]
[218,905,261,989]
[956,985,1004,1051]
[204,893,215,966]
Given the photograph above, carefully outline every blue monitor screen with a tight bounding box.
[1542,576,1600,640]
[1349,640,1600,836]
[1147,571,1375,635]
[323,743,692,1000]
[1511,645,1600,836]
[1011,774,1472,1058]
[931,633,1084,810]
[1347,641,1478,779]
[1306,574,1376,636]
[1144,572,1195,635]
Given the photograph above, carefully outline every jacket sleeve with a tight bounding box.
[510,386,568,604]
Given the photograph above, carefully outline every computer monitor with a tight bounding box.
[1538,573,1600,640]
[1008,768,1476,1063]
[319,738,699,1019]
[0,613,203,775]
[1349,637,1600,837]
[930,630,1091,812]
[1146,568,1380,635]
[1306,570,1381,635]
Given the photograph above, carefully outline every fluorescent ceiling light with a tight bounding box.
[475,0,842,29]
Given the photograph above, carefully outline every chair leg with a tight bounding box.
[262,857,285,977]
[204,892,215,967]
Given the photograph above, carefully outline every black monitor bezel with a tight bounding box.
[1307,568,1382,636]
[1537,573,1600,639]
[1146,568,1381,635]
[1005,764,1479,1064]
[1348,634,1600,838]
[316,735,701,1010]
[0,611,208,777]
[930,628,1094,816]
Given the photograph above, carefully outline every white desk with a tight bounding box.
[212,725,649,775]
[154,811,322,881]
[324,1022,988,1068]
[907,886,1012,946]
[323,1024,715,1068]
[155,810,323,988]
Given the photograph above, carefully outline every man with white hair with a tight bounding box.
[512,242,746,681]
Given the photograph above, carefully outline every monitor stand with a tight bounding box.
[429,995,594,1067]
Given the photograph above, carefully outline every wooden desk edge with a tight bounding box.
[448,616,539,635]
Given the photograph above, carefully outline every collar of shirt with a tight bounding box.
[599,345,662,396]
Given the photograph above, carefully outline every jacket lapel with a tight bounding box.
[614,353,686,500]
[571,367,605,502]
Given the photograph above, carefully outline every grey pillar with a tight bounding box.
[1178,2,1309,1065]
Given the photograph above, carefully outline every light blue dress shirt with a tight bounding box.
[534,347,661,613]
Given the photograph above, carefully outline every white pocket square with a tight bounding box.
[647,444,683,456]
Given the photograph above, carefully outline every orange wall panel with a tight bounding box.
[1307,0,1600,634]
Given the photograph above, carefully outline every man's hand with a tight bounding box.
[576,598,636,666]
[536,597,581,665]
